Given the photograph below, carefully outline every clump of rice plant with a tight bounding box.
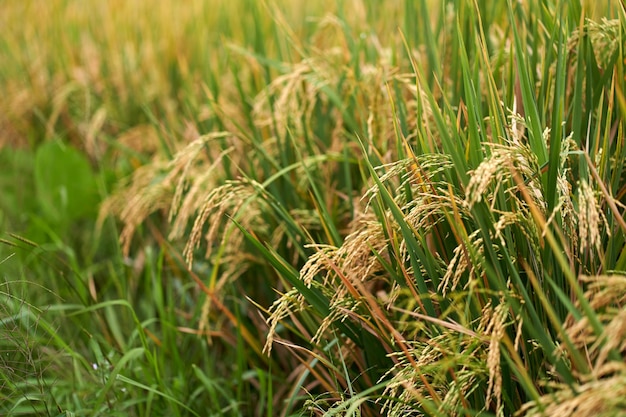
[126,1,625,415]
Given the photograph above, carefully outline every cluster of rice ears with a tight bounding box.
[101,0,626,415]
[3,0,626,415]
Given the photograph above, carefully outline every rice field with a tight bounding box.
[1,0,626,416]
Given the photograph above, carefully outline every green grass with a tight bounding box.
[1,0,626,415]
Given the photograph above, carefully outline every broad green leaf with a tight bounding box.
[34,140,99,225]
